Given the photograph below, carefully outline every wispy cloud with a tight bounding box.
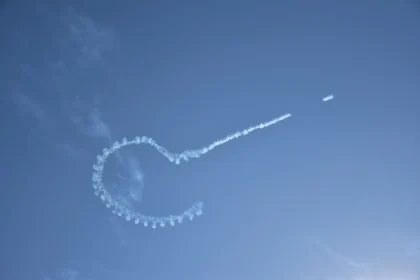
[32,7,144,245]
[70,101,124,164]
[27,6,116,92]
[12,90,54,130]
[65,96,111,140]
[109,215,129,247]
[307,234,420,280]
[43,7,116,74]
[87,107,114,142]
[121,156,145,202]
[67,97,146,244]
[307,235,369,272]
[9,8,116,162]
[68,15,114,69]
[323,244,368,270]
[81,106,145,198]
[11,90,87,160]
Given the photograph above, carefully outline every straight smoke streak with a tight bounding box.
[172,113,292,164]
[92,97,332,229]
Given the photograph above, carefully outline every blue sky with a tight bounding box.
[2,1,419,279]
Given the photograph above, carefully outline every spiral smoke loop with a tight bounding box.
[91,95,334,229]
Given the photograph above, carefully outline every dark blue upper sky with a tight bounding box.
[2,1,419,279]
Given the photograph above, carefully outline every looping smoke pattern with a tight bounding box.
[92,95,334,229]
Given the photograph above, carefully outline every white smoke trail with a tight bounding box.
[323,95,334,102]
[92,97,333,229]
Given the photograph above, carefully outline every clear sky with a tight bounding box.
[2,1,419,279]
